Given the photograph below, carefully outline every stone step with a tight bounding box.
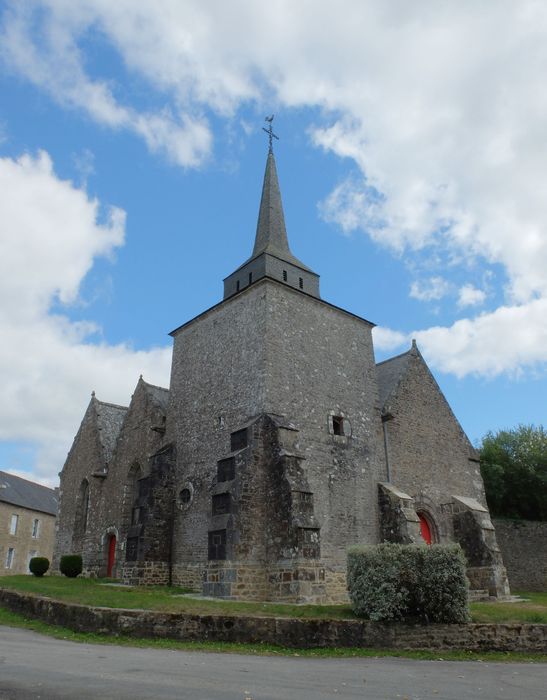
[468,588,490,601]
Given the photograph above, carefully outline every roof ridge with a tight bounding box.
[376,349,411,367]
[0,469,56,492]
[94,399,128,411]
[142,380,169,393]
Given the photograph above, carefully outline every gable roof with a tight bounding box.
[93,399,128,463]
[0,470,58,516]
[141,380,169,411]
[376,348,413,410]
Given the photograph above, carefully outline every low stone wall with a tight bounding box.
[493,519,547,592]
[1,588,545,653]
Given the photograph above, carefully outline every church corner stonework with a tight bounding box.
[54,147,510,602]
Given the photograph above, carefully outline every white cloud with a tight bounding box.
[410,277,451,303]
[373,327,408,352]
[0,2,211,167]
[415,298,547,378]
[1,1,547,378]
[0,152,171,485]
[458,284,486,308]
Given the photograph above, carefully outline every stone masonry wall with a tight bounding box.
[1,589,545,652]
[493,519,547,592]
[168,278,387,601]
[53,400,111,572]
[54,380,169,579]
[263,281,386,565]
[383,351,486,543]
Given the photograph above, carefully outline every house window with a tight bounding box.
[299,277,304,289]
[283,270,287,281]
[9,514,18,535]
[332,415,344,436]
[27,550,37,572]
[5,547,15,569]
[236,280,240,292]
[32,518,41,539]
[248,272,253,285]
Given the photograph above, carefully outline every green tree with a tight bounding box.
[480,424,547,521]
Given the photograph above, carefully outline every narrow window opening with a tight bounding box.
[236,280,240,292]
[9,514,18,535]
[212,492,231,516]
[217,457,235,482]
[299,277,304,289]
[248,272,253,285]
[283,270,287,281]
[5,547,15,569]
[131,506,141,525]
[31,518,40,539]
[208,529,227,560]
[230,428,248,452]
[332,415,344,436]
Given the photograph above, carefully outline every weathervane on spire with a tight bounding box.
[262,115,279,153]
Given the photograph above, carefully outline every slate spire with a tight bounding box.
[222,137,320,299]
[252,151,291,260]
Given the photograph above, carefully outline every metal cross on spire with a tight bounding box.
[262,115,279,153]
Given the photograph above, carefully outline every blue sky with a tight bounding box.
[0,1,546,485]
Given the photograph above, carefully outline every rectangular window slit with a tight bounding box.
[299,277,304,289]
[332,416,344,436]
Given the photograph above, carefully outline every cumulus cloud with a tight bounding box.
[1,0,547,379]
[0,2,211,167]
[458,284,486,309]
[0,152,171,485]
[414,299,547,378]
[410,277,451,303]
[372,327,409,352]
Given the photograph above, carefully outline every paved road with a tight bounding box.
[0,626,545,700]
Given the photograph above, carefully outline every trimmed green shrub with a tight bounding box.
[347,543,469,623]
[28,556,50,577]
[59,554,83,578]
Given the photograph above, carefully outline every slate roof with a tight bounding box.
[142,380,169,411]
[234,151,315,274]
[94,399,128,463]
[0,470,58,516]
[376,349,413,410]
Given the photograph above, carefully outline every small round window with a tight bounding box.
[179,488,191,504]
[177,483,194,509]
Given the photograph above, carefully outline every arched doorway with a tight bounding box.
[106,534,116,577]
[418,512,433,545]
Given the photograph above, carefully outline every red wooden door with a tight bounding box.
[418,514,432,545]
[107,534,116,576]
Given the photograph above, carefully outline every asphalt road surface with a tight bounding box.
[0,626,545,700]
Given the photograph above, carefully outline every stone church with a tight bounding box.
[54,141,509,602]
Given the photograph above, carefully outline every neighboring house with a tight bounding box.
[0,470,58,575]
[54,145,509,602]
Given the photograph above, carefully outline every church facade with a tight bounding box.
[53,146,509,602]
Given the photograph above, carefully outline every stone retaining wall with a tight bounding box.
[1,589,545,653]
[493,519,547,592]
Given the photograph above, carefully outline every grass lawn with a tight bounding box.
[0,575,354,619]
[1,576,546,624]
[470,592,547,624]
